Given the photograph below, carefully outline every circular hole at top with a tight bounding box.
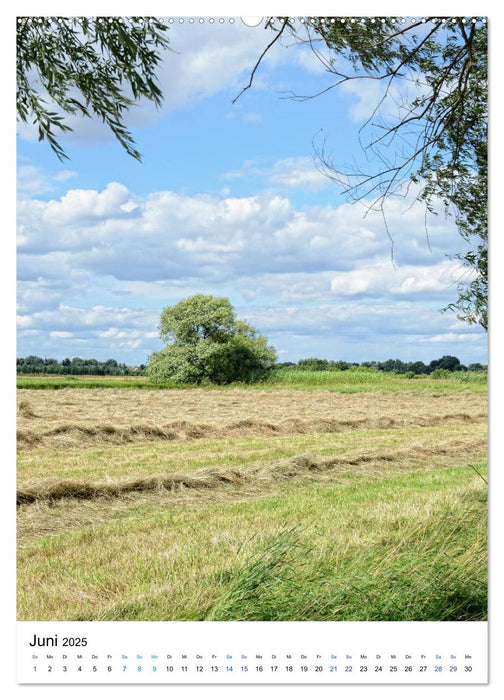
[241,17,263,27]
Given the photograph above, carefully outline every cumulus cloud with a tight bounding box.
[17,304,157,332]
[339,69,427,124]
[16,178,485,364]
[17,304,163,359]
[16,179,469,351]
[17,278,83,313]
[18,180,461,289]
[238,300,487,364]
[41,182,134,226]
[244,301,448,337]
[50,331,74,339]
[330,260,468,300]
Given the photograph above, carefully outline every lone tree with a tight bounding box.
[236,17,488,330]
[16,16,169,161]
[147,295,277,385]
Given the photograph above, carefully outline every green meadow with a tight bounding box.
[17,374,487,621]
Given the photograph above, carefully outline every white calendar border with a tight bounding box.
[5,0,503,697]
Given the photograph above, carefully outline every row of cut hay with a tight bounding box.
[17,434,487,506]
[16,468,246,505]
[16,411,487,450]
[16,387,487,437]
[265,435,487,480]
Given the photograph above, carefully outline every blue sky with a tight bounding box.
[16,15,488,366]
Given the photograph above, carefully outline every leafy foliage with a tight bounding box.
[16,16,169,160]
[147,295,277,384]
[16,355,144,375]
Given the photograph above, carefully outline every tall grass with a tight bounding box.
[17,368,487,393]
[16,375,154,390]
[265,368,487,393]
[17,464,487,621]
[205,472,487,621]
[205,527,307,621]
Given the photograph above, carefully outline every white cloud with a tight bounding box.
[268,156,329,190]
[17,304,163,358]
[242,112,263,122]
[16,22,283,147]
[330,260,465,299]
[221,156,331,191]
[42,182,133,225]
[17,181,465,302]
[340,78,389,123]
[17,165,79,196]
[340,70,426,124]
[242,301,487,362]
[50,331,74,338]
[16,315,32,329]
[17,166,51,196]
[17,304,155,330]
[16,178,485,364]
[421,332,485,344]
[293,45,331,76]
[53,170,79,182]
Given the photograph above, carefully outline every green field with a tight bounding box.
[17,367,488,393]
[17,376,487,621]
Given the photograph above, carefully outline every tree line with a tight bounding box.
[17,354,485,377]
[277,356,486,375]
[17,356,146,375]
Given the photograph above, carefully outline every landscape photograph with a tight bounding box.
[16,16,487,622]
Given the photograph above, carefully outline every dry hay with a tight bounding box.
[17,433,486,507]
[16,387,487,538]
[16,388,487,451]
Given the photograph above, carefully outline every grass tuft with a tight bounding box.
[205,527,308,620]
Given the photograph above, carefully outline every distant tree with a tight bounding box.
[428,355,463,372]
[331,360,350,371]
[24,355,43,365]
[16,16,169,161]
[380,358,408,374]
[297,357,330,371]
[147,295,277,385]
[406,360,428,375]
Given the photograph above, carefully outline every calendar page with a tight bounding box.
[14,2,491,691]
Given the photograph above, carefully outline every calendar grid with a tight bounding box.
[17,621,488,684]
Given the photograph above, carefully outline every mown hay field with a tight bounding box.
[17,383,488,621]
